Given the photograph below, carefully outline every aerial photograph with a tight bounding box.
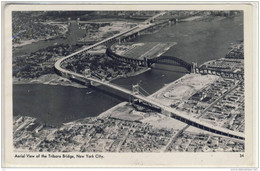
[12,10,244,152]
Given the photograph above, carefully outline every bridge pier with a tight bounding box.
[129,84,140,105]
[192,62,198,73]
[161,109,171,117]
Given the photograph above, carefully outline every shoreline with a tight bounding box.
[97,102,128,119]
[113,67,151,81]
[179,15,205,22]
[149,73,191,97]
[13,34,63,48]
[12,67,151,89]
[13,26,68,48]
[13,81,86,89]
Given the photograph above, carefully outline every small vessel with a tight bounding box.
[86,91,92,95]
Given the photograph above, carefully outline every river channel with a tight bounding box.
[13,14,243,126]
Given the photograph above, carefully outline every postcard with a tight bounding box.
[2,2,258,167]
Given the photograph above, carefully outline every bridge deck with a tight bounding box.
[54,12,245,140]
[59,68,245,140]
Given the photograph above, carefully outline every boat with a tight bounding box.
[86,91,92,95]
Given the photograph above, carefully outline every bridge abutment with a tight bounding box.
[161,109,171,117]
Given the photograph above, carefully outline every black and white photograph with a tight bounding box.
[2,2,258,168]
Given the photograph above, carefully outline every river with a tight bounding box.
[13,21,86,58]
[13,14,243,126]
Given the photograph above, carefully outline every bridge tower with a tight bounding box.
[143,57,148,67]
[192,62,198,73]
[169,18,177,24]
[83,68,91,77]
[129,84,140,104]
[168,20,172,25]
[132,84,140,95]
[83,68,92,86]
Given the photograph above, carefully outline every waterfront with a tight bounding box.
[136,15,243,65]
[13,21,85,58]
[13,14,243,126]
[13,65,185,126]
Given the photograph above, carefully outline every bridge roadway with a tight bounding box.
[55,67,245,140]
[55,17,165,69]
[54,12,244,140]
[55,11,170,70]
[55,25,140,68]
[145,11,167,23]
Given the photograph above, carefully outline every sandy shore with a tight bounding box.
[13,74,86,89]
[13,39,40,48]
[98,102,128,118]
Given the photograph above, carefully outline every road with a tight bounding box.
[54,12,245,140]
[56,70,245,140]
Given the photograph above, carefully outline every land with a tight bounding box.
[13,74,86,88]
[78,21,137,43]
[13,43,86,87]
[12,12,68,47]
[199,42,244,75]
